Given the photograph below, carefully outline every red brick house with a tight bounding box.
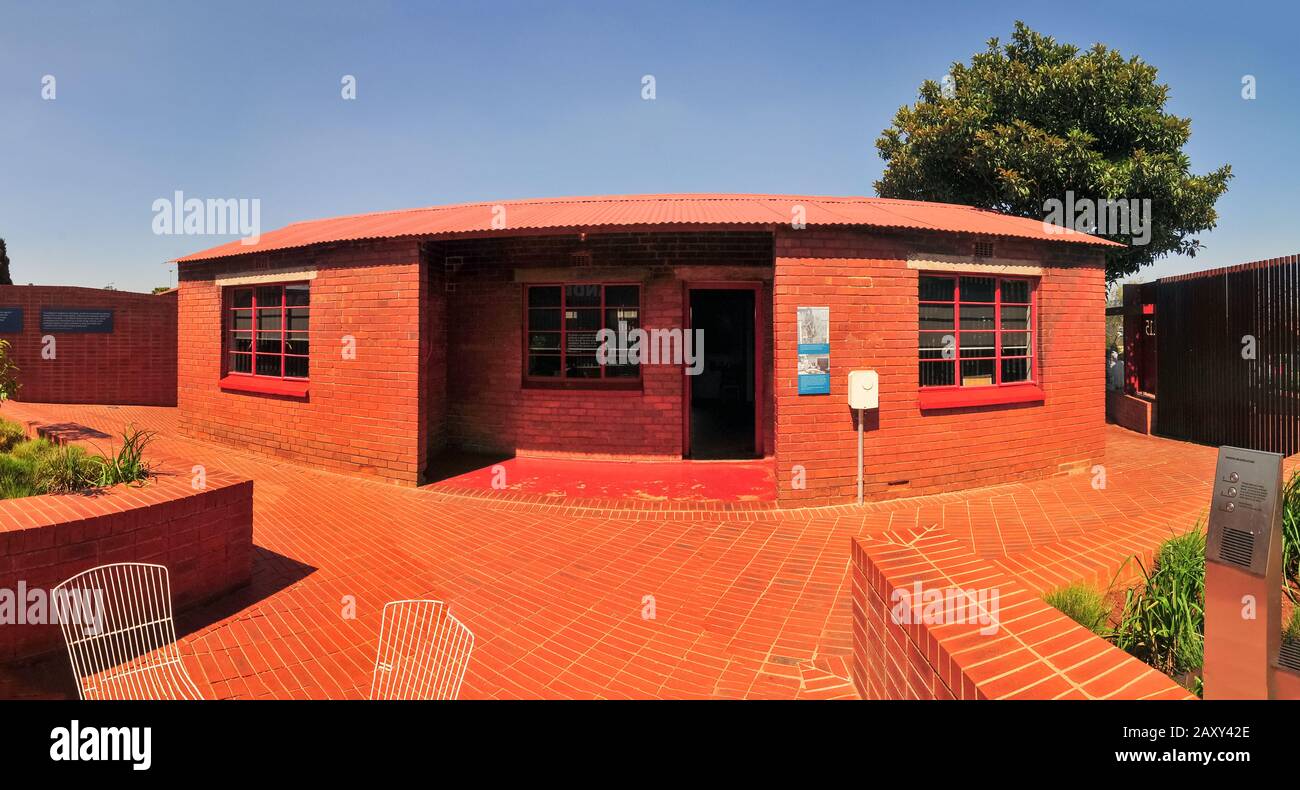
[175,194,1120,506]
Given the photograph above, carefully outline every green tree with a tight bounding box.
[0,238,11,286]
[874,21,1231,281]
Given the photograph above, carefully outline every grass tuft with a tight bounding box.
[1044,583,1110,636]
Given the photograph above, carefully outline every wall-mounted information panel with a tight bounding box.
[41,308,115,334]
[0,308,22,333]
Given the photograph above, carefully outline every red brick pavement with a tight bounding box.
[0,402,1254,700]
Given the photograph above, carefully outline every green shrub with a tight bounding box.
[1285,608,1300,643]
[0,419,25,453]
[30,444,99,494]
[1045,584,1111,636]
[1283,471,1300,594]
[84,427,155,487]
[1112,528,1206,682]
[0,452,38,499]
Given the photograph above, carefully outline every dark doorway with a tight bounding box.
[688,288,757,459]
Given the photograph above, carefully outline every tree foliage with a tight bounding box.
[874,21,1231,281]
[0,238,11,286]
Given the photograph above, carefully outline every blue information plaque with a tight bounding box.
[0,307,22,334]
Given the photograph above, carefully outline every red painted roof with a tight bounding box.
[175,193,1123,262]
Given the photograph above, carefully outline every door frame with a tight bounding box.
[682,281,764,459]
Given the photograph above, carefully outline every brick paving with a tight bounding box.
[0,402,1260,700]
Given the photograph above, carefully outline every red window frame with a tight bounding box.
[918,274,1043,409]
[220,282,309,397]
[523,283,642,388]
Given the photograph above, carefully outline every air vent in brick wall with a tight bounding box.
[1280,640,1300,672]
[973,241,995,259]
[571,250,593,266]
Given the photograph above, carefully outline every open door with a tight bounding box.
[685,284,761,459]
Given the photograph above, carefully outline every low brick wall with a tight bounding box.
[0,285,178,406]
[0,463,252,663]
[851,529,1192,700]
[1106,389,1155,435]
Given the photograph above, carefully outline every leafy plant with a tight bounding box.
[85,426,155,487]
[0,339,19,404]
[1282,470,1300,598]
[1284,608,1300,644]
[0,418,25,452]
[1045,583,1110,636]
[1112,528,1206,684]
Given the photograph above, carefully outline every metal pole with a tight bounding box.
[857,407,863,505]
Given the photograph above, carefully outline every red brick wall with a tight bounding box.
[0,285,176,406]
[1106,390,1155,435]
[429,233,774,459]
[0,466,253,663]
[850,532,1192,700]
[773,227,1107,506]
[177,239,426,484]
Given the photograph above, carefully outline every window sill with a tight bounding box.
[919,383,1044,410]
[220,375,309,398]
[522,379,643,393]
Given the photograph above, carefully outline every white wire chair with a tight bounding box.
[370,600,474,700]
[52,562,202,700]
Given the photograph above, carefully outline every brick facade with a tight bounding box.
[0,285,176,406]
[772,227,1107,506]
[177,239,426,485]
[175,223,1106,504]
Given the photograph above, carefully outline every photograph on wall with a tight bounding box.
[796,306,830,395]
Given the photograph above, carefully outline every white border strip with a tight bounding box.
[214,269,317,287]
[907,254,1043,276]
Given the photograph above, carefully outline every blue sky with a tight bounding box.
[1,0,1294,292]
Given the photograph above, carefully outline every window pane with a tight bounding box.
[959,304,995,330]
[960,359,995,386]
[256,286,282,306]
[919,332,954,360]
[528,355,560,377]
[284,333,309,355]
[256,332,282,354]
[919,276,955,302]
[1002,331,1030,356]
[565,309,600,332]
[529,286,561,308]
[529,308,560,331]
[919,361,955,387]
[232,331,252,353]
[257,309,282,330]
[959,332,995,358]
[285,284,309,306]
[566,331,600,354]
[606,363,639,378]
[231,310,252,330]
[284,356,308,379]
[529,332,560,351]
[230,353,252,373]
[919,304,954,330]
[606,307,640,331]
[255,354,282,377]
[232,289,253,308]
[566,355,601,378]
[1002,358,1030,382]
[959,276,996,302]
[605,285,639,307]
[565,284,601,307]
[1001,280,1030,304]
[287,308,309,332]
[1001,305,1030,330]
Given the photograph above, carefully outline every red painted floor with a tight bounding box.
[426,452,776,502]
[0,402,1270,700]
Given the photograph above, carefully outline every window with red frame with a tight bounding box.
[526,284,640,380]
[228,283,309,380]
[919,275,1033,388]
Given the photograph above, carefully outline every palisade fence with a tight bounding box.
[1156,255,1300,455]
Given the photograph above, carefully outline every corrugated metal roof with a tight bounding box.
[175,193,1124,263]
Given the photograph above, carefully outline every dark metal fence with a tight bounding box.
[1155,255,1300,454]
